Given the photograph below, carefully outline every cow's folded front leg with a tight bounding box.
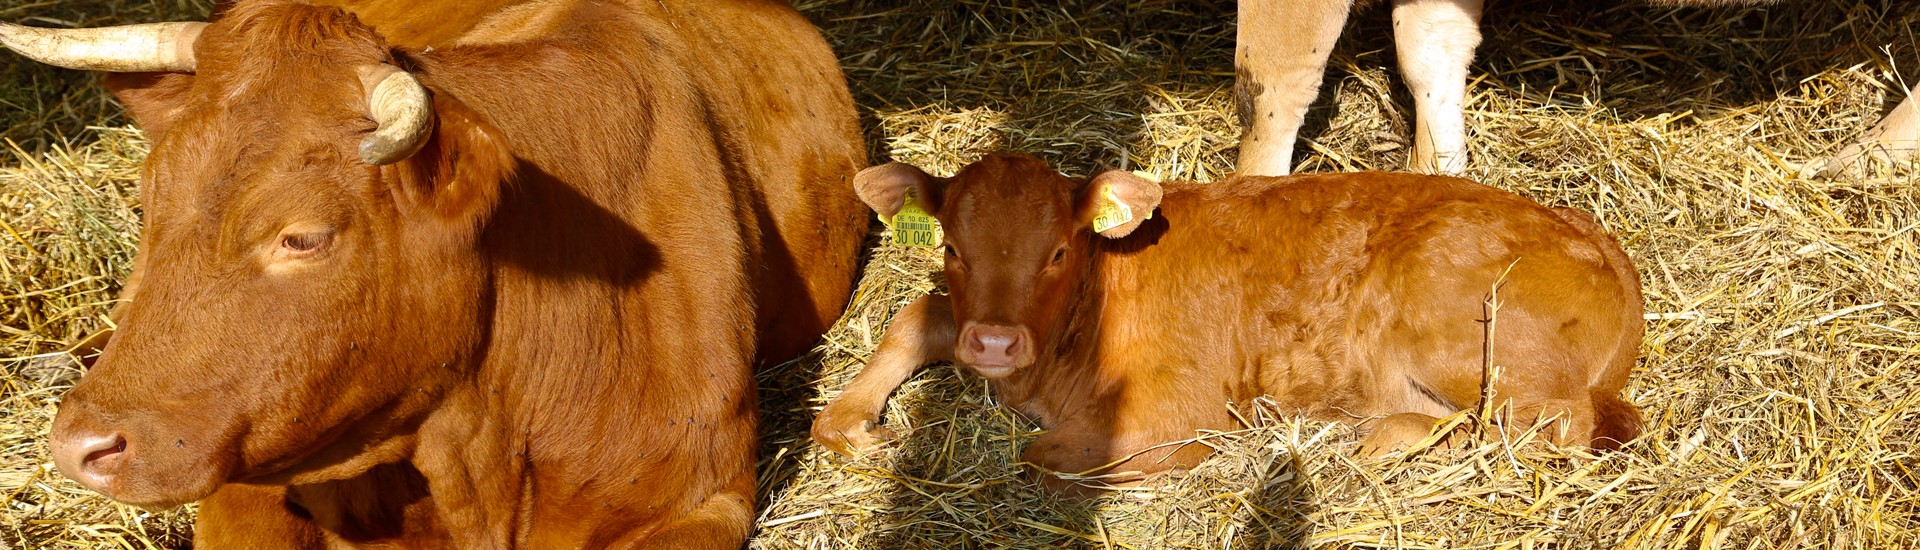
[812,294,956,457]
[194,483,323,548]
[610,474,754,550]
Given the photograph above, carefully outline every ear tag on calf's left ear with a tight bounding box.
[1091,186,1137,233]
[887,193,943,248]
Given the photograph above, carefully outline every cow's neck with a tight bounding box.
[404,95,759,546]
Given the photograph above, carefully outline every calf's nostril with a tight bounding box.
[51,430,131,491]
[979,335,1016,354]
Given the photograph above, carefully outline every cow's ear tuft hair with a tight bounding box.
[1080,170,1162,239]
[853,162,943,221]
[104,72,197,140]
[389,94,513,238]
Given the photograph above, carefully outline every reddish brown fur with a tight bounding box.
[815,153,1642,491]
[44,0,865,547]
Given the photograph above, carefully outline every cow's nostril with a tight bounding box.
[83,435,127,465]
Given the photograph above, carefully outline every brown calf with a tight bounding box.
[5,0,865,546]
[814,153,1643,490]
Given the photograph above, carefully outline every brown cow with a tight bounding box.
[813,153,1643,490]
[3,0,866,546]
[1235,0,1916,176]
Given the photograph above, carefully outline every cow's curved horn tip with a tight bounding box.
[358,67,433,165]
[359,136,422,165]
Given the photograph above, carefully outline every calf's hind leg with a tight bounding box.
[1355,395,1602,457]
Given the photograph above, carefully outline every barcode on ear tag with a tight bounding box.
[889,194,942,248]
[1091,187,1133,233]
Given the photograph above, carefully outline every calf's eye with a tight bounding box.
[1050,246,1067,265]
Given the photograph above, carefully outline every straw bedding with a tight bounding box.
[1,0,1914,547]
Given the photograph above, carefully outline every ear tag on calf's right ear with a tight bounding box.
[887,193,943,248]
[1091,186,1135,233]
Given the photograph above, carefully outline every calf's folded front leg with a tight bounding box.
[812,294,957,457]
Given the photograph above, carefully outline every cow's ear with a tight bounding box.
[104,72,197,140]
[1078,170,1162,239]
[388,94,513,238]
[853,162,945,221]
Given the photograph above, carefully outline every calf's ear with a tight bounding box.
[853,162,945,221]
[386,94,514,241]
[1079,170,1162,238]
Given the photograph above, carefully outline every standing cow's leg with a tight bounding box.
[1820,82,1920,177]
[1235,0,1354,176]
[1393,0,1484,174]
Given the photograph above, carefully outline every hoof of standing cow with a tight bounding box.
[1814,141,1918,180]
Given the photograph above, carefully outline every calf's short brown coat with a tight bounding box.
[815,153,1643,489]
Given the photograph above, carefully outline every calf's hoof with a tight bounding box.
[1356,412,1458,458]
[810,412,895,457]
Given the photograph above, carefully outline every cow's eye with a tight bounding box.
[278,232,332,256]
[944,245,958,259]
[1050,246,1067,265]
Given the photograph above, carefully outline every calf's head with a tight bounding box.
[854,153,1160,379]
[4,2,513,508]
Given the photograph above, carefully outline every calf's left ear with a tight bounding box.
[1079,170,1163,238]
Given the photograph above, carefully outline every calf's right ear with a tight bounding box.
[853,162,944,220]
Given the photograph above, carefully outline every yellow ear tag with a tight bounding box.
[886,193,943,248]
[1090,186,1135,234]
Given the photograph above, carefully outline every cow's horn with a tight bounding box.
[358,64,434,165]
[0,22,204,72]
